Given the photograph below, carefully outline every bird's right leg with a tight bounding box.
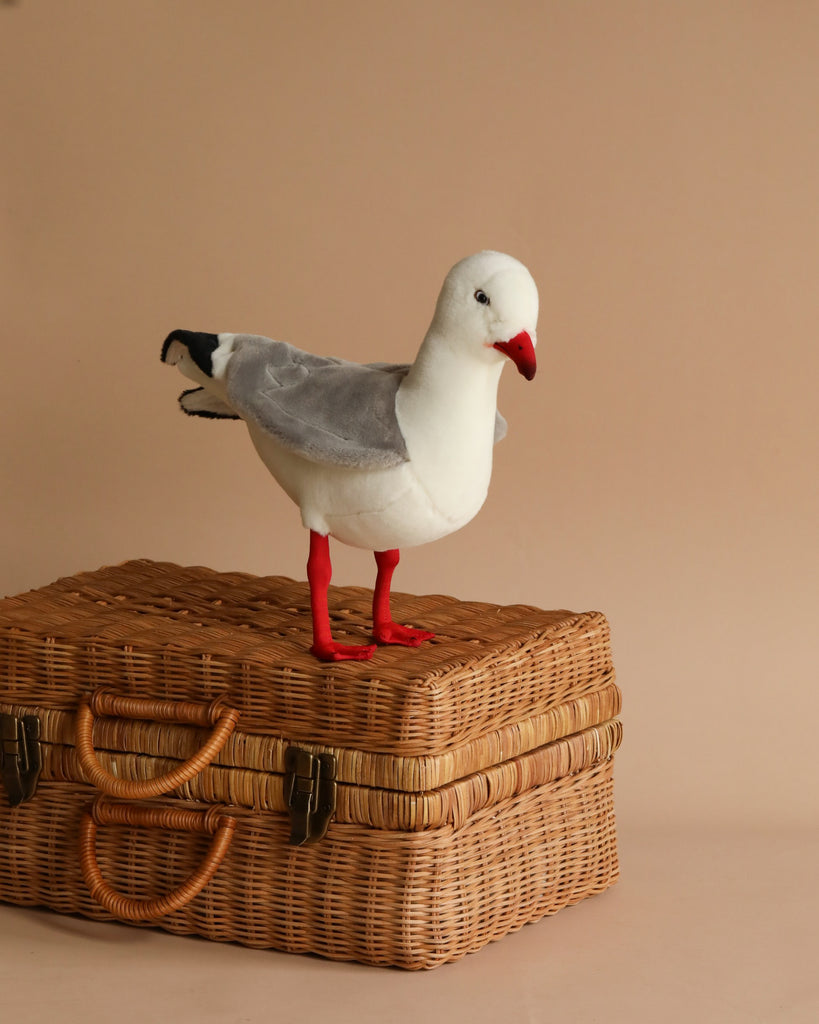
[372,548,435,647]
[307,531,377,662]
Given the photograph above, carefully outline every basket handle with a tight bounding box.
[78,797,237,921]
[75,690,240,799]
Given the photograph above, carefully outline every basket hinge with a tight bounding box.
[284,746,337,847]
[0,713,42,807]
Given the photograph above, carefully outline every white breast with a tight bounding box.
[243,330,505,552]
[246,419,493,552]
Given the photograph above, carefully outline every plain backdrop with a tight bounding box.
[2,1,818,850]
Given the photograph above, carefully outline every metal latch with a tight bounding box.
[284,746,337,846]
[0,713,42,807]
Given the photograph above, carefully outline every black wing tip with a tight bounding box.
[161,330,220,375]
[178,388,240,420]
[161,329,187,364]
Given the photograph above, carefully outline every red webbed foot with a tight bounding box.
[371,550,435,648]
[310,640,378,662]
[373,622,436,647]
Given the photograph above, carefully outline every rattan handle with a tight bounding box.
[78,798,237,921]
[75,691,240,799]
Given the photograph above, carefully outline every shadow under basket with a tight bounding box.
[0,559,622,969]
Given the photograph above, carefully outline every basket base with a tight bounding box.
[0,760,617,969]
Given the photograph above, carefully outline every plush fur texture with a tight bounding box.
[162,330,220,375]
[166,331,508,444]
[161,251,536,552]
[162,251,538,660]
[224,335,411,469]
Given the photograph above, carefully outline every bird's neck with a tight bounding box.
[396,332,504,471]
[394,334,504,524]
[400,333,503,420]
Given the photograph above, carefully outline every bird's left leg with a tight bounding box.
[372,549,435,647]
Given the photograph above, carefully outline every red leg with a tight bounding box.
[307,531,376,661]
[372,549,435,647]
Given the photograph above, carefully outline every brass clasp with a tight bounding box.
[284,746,337,846]
[0,713,42,807]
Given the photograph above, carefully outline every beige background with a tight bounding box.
[1,2,817,1020]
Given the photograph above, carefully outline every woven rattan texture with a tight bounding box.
[0,762,618,969]
[36,719,622,830]
[0,680,619,793]
[0,560,613,755]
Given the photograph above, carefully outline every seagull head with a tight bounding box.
[430,251,539,380]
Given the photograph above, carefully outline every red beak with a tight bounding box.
[493,331,537,380]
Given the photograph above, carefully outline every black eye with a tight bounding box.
[474,289,490,305]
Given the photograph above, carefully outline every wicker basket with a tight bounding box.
[0,560,621,969]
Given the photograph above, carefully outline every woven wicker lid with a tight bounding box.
[0,560,615,757]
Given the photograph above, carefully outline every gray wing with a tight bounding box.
[224,335,411,469]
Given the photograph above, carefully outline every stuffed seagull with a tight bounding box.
[161,250,538,661]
